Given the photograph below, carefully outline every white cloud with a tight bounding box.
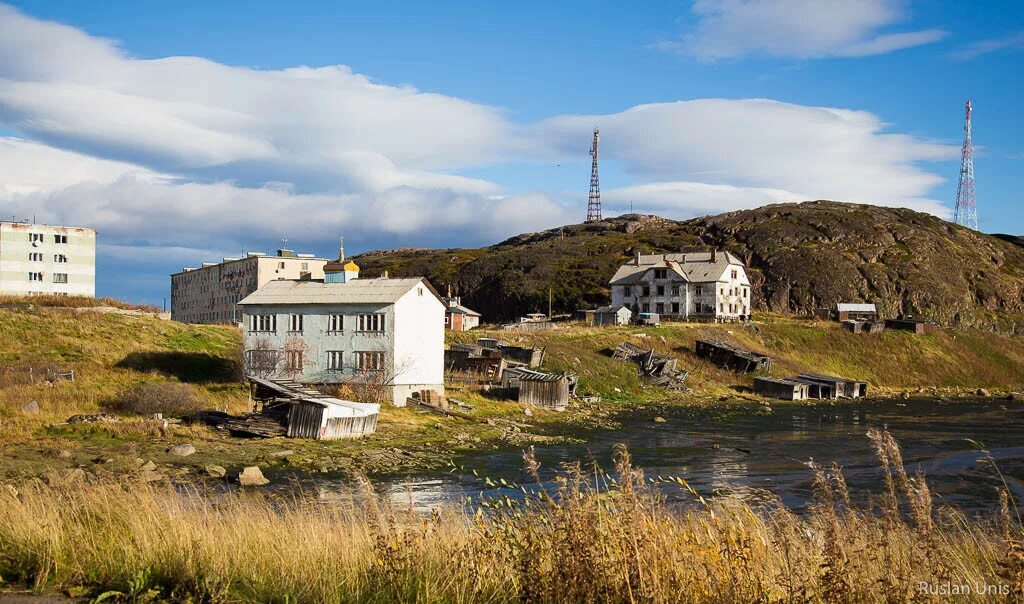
[659,0,946,61]
[0,4,960,300]
[951,30,1024,61]
[537,99,957,209]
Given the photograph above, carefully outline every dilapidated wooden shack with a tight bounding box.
[790,373,868,399]
[753,376,810,400]
[694,339,772,373]
[518,372,572,411]
[885,318,928,334]
[248,377,379,439]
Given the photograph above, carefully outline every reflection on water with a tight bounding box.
[277,399,1024,515]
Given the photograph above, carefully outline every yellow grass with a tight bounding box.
[0,433,1020,603]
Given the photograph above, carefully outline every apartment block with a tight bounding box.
[170,248,328,324]
[0,221,96,297]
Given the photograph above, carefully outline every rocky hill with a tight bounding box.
[354,201,1024,331]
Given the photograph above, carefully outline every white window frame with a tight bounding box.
[286,350,304,371]
[327,350,344,371]
[54,234,68,244]
[357,313,385,333]
[29,252,43,262]
[28,272,43,282]
[328,314,344,332]
[288,314,303,333]
[356,351,385,371]
[249,314,277,333]
[53,273,68,284]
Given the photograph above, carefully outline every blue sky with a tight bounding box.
[0,1,1021,304]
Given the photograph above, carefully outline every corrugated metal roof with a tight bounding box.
[609,251,745,285]
[836,303,876,312]
[238,277,428,305]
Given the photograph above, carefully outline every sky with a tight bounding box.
[1,0,1022,305]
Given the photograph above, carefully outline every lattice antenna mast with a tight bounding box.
[953,99,978,230]
[586,127,602,223]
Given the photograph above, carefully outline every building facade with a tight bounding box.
[609,250,751,321]
[444,294,481,331]
[0,221,95,297]
[171,249,327,324]
[238,261,445,407]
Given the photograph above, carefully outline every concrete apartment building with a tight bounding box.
[171,248,328,324]
[0,221,95,297]
[238,257,446,406]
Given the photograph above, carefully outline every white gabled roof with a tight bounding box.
[836,303,877,313]
[238,277,432,306]
[609,251,745,285]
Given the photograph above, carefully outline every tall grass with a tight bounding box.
[0,431,1019,603]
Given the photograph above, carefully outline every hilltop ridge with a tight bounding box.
[354,201,1024,331]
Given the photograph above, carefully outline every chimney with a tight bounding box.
[635,250,641,265]
[383,270,389,279]
[711,249,717,263]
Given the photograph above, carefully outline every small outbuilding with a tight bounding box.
[694,339,772,373]
[789,373,868,399]
[518,372,572,411]
[594,305,633,326]
[885,318,928,334]
[753,377,810,401]
[836,303,878,322]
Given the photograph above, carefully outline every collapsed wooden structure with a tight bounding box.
[613,341,689,390]
[444,338,545,378]
[247,377,380,439]
[753,372,868,401]
[694,339,772,373]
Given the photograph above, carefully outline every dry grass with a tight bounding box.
[0,293,159,312]
[0,432,1019,603]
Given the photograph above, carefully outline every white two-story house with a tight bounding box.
[609,250,751,321]
[237,256,445,406]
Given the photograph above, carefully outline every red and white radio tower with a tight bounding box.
[585,127,602,223]
[953,99,978,230]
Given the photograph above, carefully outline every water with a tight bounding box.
[294,399,1024,516]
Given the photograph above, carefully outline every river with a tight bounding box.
[291,398,1024,516]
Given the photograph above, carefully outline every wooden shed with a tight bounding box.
[694,339,772,373]
[836,303,878,322]
[518,373,571,411]
[248,377,379,439]
[885,318,928,334]
[792,373,868,399]
[753,377,810,401]
[593,305,633,326]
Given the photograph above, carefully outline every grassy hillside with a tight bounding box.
[453,317,1024,404]
[355,201,1024,332]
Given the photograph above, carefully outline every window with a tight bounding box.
[654,268,667,279]
[743,288,748,298]
[301,262,309,271]
[623,286,632,297]
[327,351,344,370]
[731,269,738,280]
[357,313,385,332]
[671,285,680,296]
[28,272,43,282]
[28,233,43,244]
[328,314,344,332]
[719,303,724,313]
[278,261,285,269]
[695,285,703,296]
[655,302,664,314]
[656,285,665,296]
[249,314,277,332]
[29,252,43,262]
[641,303,650,312]
[641,286,650,297]
[671,302,679,314]
[356,351,385,371]
[54,234,68,244]
[288,314,303,332]
[286,350,304,371]
[53,273,68,284]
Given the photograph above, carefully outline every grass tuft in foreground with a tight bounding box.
[0,431,1021,603]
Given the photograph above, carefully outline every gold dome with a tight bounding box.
[343,260,360,272]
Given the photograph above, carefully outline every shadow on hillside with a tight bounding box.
[116,352,239,383]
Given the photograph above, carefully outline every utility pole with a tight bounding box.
[548,286,553,319]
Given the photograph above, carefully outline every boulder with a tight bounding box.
[204,465,226,478]
[139,461,157,472]
[57,449,72,459]
[140,470,165,483]
[269,449,295,459]
[168,444,196,457]
[652,416,667,423]
[22,400,40,415]
[235,466,269,486]
[523,406,534,417]
[975,388,991,397]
